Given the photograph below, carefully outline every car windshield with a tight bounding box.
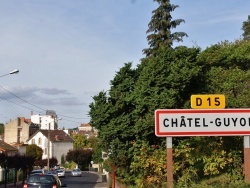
[47,171,57,174]
[30,170,43,174]
[73,169,80,171]
[28,175,55,184]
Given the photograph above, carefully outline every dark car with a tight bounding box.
[30,169,44,175]
[23,174,67,188]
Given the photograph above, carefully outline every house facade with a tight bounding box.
[4,117,30,144]
[78,123,98,138]
[27,129,74,165]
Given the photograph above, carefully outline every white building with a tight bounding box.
[31,114,58,130]
[27,129,74,165]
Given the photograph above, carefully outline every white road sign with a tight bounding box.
[155,109,250,137]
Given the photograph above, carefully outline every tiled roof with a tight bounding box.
[79,123,91,127]
[40,130,74,142]
[0,140,18,152]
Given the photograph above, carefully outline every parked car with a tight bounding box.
[23,174,67,188]
[71,168,81,177]
[54,165,60,170]
[30,169,44,175]
[56,169,65,178]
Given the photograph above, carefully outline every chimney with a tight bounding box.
[20,117,25,122]
[31,111,33,115]
[55,135,59,141]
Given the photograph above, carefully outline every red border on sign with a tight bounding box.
[155,109,250,137]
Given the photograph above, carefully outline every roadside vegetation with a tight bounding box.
[88,0,250,187]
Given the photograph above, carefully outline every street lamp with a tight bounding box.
[0,69,19,78]
[47,122,51,170]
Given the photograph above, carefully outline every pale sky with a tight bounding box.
[0,0,249,129]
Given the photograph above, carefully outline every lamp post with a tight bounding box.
[47,123,51,170]
[0,69,19,78]
[0,69,19,187]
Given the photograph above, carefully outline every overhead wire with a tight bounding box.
[0,86,47,112]
[0,89,25,120]
[0,86,89,125]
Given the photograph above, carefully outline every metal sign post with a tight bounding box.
[166,137,173,188]
[244,136,250,183]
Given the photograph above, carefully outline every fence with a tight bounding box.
[0,168,17,185]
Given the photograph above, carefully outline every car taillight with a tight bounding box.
[23,184,28,188]
[52,185,57,188]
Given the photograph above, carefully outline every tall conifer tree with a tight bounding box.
[242,15,250,40]
[143,0,187,57]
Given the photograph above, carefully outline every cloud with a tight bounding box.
[0,86,83,107]
[39,88,70,95]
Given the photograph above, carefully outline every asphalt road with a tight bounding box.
[0,171,108,188]
[61,171,108,188]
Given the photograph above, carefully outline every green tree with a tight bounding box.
[89,47,202,185]
[91,144,102,163]
[26,144,43,161]
[89,63,138,184]
[0,123,4,135]
[242,15,250,40]
[86,136,102,163]
[86,136,98,148]
[197,40,250,70]
[143,0,187,57]
[73,134,88,149]
[61,154,65,165]
[133,46,201,145]
[66,148,92,170]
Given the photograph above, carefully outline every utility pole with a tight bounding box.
[47,123,50,170]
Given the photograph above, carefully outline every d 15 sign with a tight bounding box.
[191,94,225,109]
[155,109,250,137]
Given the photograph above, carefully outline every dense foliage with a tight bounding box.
[72,134,102,163]
[0,153,35,185]
[73,134,89,149]
[66,148,93,170]
[26,144,43,161]
[0,123,4,134]
[89,40,250,187]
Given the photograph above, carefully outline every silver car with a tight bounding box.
[71,169,81,177]
[56,169,65,178]
[46,170,58,176]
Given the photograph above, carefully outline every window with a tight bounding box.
[38,138,42,145]
[17,128,22,143]
[32,139,35,144]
